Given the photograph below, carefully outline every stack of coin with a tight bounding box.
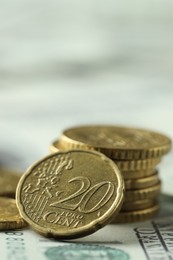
[50,125,171,223]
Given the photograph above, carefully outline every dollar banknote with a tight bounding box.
[0,194,172,260]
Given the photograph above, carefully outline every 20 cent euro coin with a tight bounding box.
[16,150,124,239]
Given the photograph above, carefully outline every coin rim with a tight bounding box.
[111,204,159,223]
[125,181,161,202]
[124,171,159,190]
[16,150,124,239]
[115,158,161,171]
[121,199,158,211]
[122,169,158,179]
[58,125,171,160]
[0,197,27,230]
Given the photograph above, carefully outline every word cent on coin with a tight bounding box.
[16,150,124,239]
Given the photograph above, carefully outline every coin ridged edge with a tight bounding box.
[124,172,159,190]
[49,144,160,179]
[122,169,158,179]
[0,220,27,230]
[111,204,159,223]
[59,132,171,160]
[121,199,158,211]
[124,182,161,202]
[115,158,161,171]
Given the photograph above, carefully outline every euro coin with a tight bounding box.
[115,158,161,171]
[58,125,171,160]
[50,141,160,178]
[122,169,158,179]
[0,168,21,198]
[121,199,158,211]
[111,204,159,223]
[125,182,161,202]
[125,172,159,190]
[0,197,27,230]
[49,140,61,153]
[16,150,124,239]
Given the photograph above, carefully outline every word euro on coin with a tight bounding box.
[16,150,124,239]
[58,125,171,160]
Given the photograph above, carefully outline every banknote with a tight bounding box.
[0,194,172,260]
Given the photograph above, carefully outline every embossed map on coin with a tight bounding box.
[16,150,124,239]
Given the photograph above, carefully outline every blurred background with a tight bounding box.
[0,1,173,193]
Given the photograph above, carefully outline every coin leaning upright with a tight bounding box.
[58,125,171,160]
[16,150,124,239]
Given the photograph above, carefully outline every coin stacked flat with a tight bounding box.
[0,169,27,230]
[50,125,171,223]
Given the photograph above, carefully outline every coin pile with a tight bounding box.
[0,125,171,240]
[50,125,171,223]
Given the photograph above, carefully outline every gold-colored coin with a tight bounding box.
[0,197,27,230]
[50,143,161,171]
[50,144,159,180]
[0,169,21,198]
[122,169,157,179]
[121,199,158,211]
[115,158,161,171]
[58,125,171,160]
[125,182,161,202]
[111,204,159,223]
[49,140,61,154]
[16,150,124,239]
[125,172,159,190]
